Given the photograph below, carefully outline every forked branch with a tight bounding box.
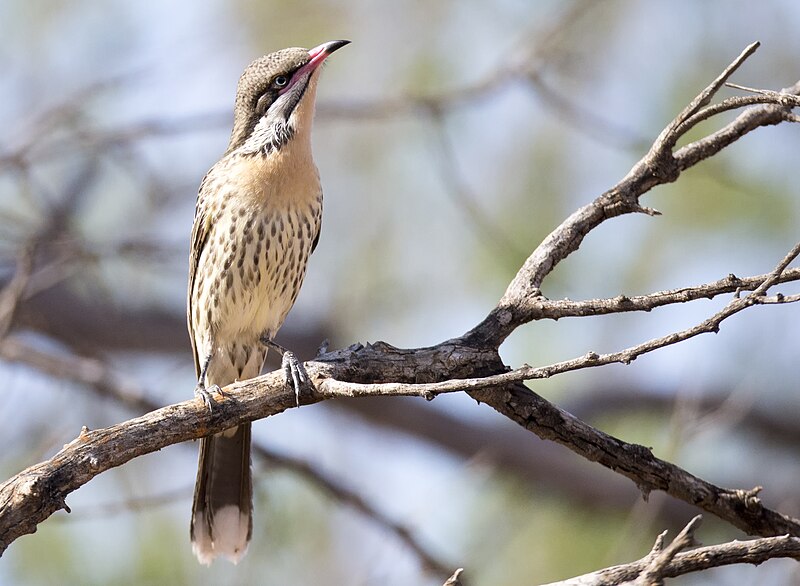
[544,516,800,586]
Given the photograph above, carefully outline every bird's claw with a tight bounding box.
[281,350,308,406]
[194,383,221,412]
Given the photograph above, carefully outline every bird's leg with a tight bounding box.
[194,352,221,410]
[260,337,309,406]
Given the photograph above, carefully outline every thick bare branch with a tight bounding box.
[0,338,453,577]
[3,314,800,554]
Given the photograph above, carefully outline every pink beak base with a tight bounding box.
[307,39,351,67]
[279,40,350,96]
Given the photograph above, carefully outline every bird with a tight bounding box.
[186,39,349,565]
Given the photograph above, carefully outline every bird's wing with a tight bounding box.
[311,191,322,254]
[187,173,214,378]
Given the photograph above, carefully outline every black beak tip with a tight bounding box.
[325,39,351,54]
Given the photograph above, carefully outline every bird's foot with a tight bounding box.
[281,350,309,406]
[261,337,310,406]
[194,383,221,411]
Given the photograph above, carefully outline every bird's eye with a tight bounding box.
[274,75,289,88]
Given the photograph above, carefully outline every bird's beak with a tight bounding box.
[307,40,351,69]
[279,40,350,96]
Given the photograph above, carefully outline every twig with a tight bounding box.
[444,568,465,586]
[625,516,701,586]
[673,93,800,138]
[545,516,800,585]
[654,42,761,152]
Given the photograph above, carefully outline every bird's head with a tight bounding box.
[228,40,350,155]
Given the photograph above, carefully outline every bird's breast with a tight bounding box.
[194,147,322,344]
[225,140,320,207]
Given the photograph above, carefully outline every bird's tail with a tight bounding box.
[191,423,253,565]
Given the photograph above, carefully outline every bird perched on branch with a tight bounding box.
[187,39,349,565]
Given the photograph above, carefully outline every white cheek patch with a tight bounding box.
[243,114,296,155]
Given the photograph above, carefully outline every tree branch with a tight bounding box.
[545,515,800,585]
[463,45,800,348]
[507,267,800,321]
[3,304,800,554]
[625,515,701,586]
[0,337,454,577]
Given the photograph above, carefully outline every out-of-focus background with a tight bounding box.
[1,1,799,584]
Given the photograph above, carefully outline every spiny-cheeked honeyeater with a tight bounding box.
[187,40,349,565]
